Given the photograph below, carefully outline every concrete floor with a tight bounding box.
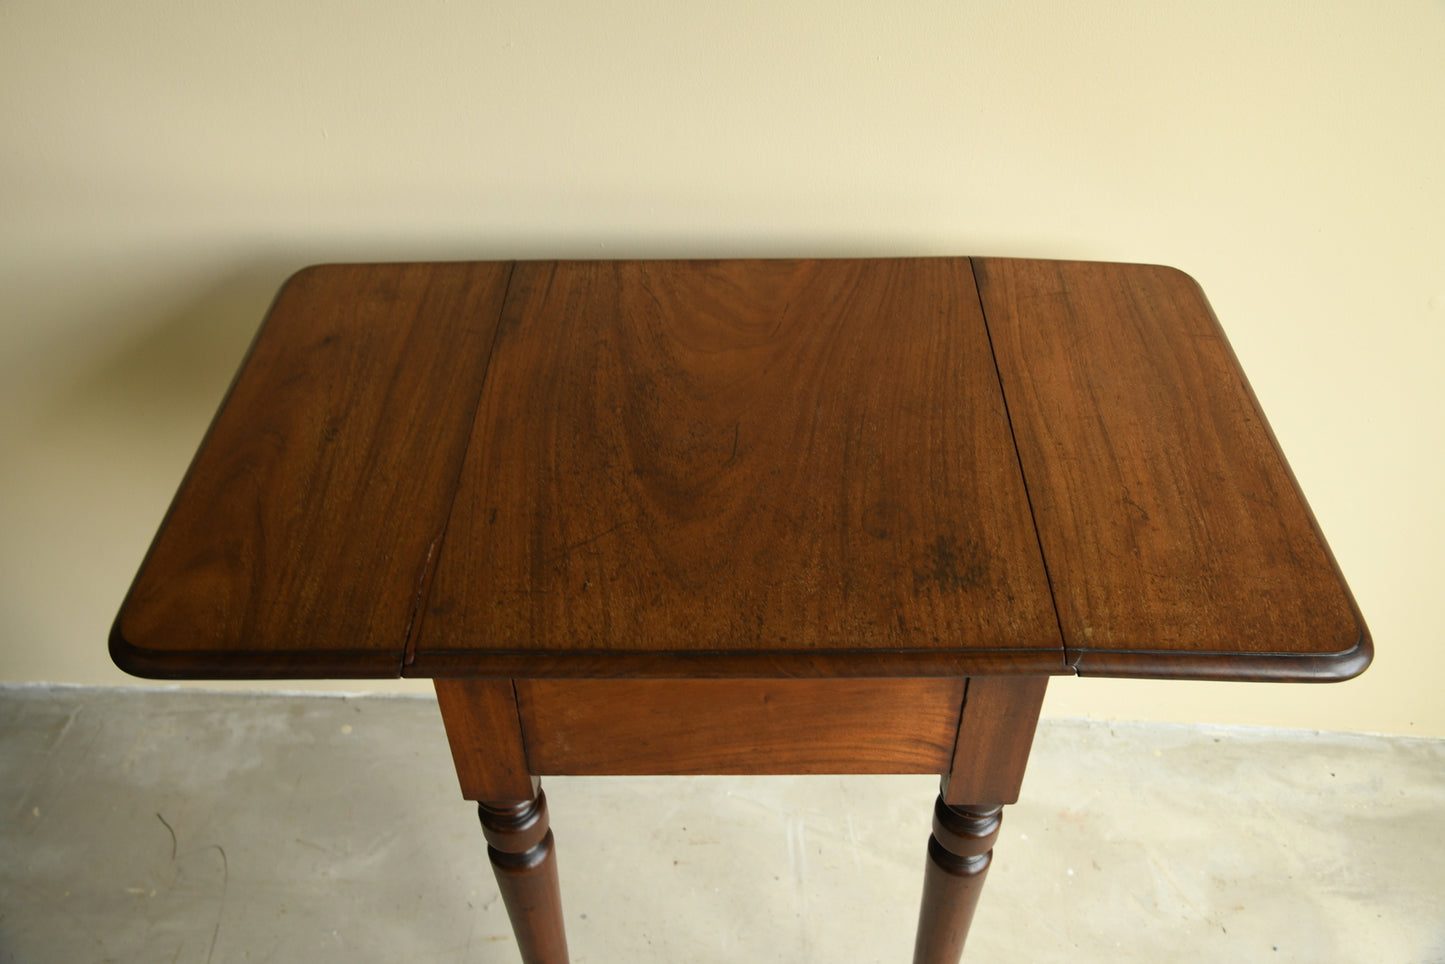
[1,686,1441,963]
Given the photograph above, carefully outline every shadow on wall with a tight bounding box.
[0,256,315,681]
[26,231,1047,455]
[42,229,995,437]
[32,261,300,448]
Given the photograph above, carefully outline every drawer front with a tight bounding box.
[515,678,966,776]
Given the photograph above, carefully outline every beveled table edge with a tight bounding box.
[1070,630,1373,683]
[109,617,405,680]
[106,256,1375,688]
[111,616,1371,682]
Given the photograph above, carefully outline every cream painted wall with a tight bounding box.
[2,1,1441,735]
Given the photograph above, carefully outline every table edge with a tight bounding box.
[108,617,404,680]
[111,621,1370,682]
[108,257,1374,689]
[1070,629,1372,683]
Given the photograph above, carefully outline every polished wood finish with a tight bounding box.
[109,258,1373,963]
[913,799,1003,964]
[479,791,569,964]
[111,256,1368,683]
[434,679,534,802]
[417,258,1062,678]
[516,678,965,775]
[943,675,1048,806]
[972,258,1370,680]
[112,262,513,678]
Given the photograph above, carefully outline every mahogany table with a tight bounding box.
[111,258,1370,962]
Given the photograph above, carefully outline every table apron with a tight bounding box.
[515,678,965,776]
[435,676,1048,807]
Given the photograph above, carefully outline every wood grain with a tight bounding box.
[435,678,536,802]
[943,676,1047,806]
[973,258,1370,680]
[110,257,1370,686]
[515,678,966,775]
[477,791,570,964]
[112,262,513,678]
[912,800,1003,964]
[413,258,1062,678]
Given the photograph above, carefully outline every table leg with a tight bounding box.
[913,675,1047,961]
[435,680,571,963]
[479,788,569,964]
[912,798,1002,964]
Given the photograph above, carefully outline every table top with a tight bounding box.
[111,258,1370,682]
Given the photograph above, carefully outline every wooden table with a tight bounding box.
[111,258,1370,962]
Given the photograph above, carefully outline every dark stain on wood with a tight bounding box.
[917,533,986,593]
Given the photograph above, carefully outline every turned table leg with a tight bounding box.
[912,798,1002,963]
[913,675,1048,961]
[438,675,1047,962]
[479,788,569,964]
[436,680,571,963]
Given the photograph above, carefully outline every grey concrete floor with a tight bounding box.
[1,686,1441,963]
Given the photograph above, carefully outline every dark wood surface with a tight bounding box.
[973,259,1370,679]
[913,799,1003,964]
[434,679,535,802]
[111,257,1370,683]
[112,262,513,678]
[417,258,1061,677]
[478,791,569,964]
[107,257,1373,964]
[943,676,1048,806]
[514,678,965,775]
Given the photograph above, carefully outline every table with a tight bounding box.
[111,258,1370,962]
